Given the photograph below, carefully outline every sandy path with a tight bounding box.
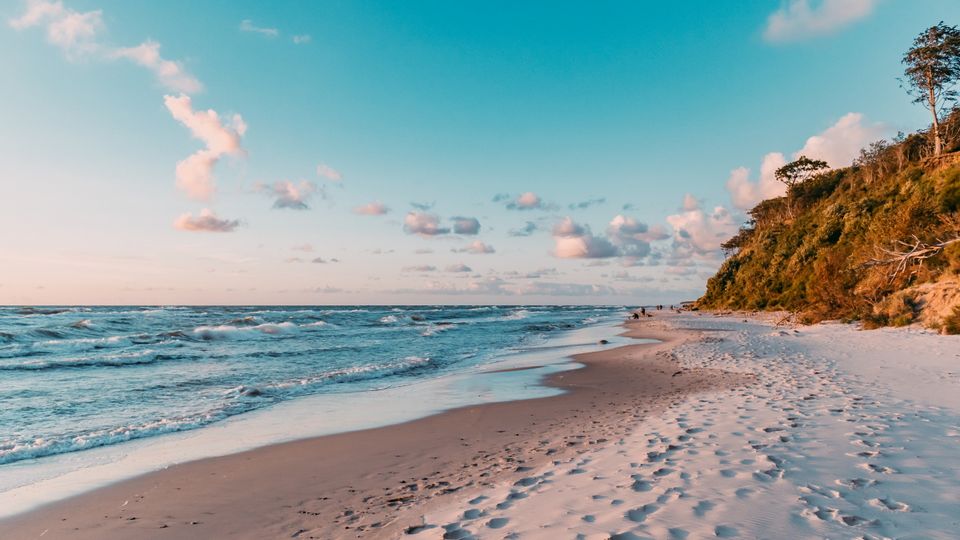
[0,319,746,539]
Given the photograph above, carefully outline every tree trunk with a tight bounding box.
[928,68,943,156]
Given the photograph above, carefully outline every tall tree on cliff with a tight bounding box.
[902,22,960,156]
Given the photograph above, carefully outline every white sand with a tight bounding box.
[415,313,960,539]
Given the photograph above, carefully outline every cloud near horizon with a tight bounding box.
[552,217,619,259]
[665,196,738,255]
[164,94,246,201]
[451,216,481,235]
[764,0,878,42]
[403,211,450,236]
[173,208,240,232]
[454,240,496,254]
[607,215,669,258]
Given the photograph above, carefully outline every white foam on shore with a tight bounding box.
[422,314,960,539]
[0,317,632,519]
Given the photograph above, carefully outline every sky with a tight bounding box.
[2,0,959,305]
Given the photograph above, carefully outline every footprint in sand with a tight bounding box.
[487,517,509,529]
[693,500,715,517]
[870,497,910,512]
[714,524,739,537]
[625,502,660,522]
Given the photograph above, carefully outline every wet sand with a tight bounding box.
[0,318,748,539]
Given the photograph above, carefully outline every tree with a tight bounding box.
[902,22,960,156]
[775,155,829,187]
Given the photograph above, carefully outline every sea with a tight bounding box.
[0,305,628,472]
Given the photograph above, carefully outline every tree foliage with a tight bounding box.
[902,22,960,155]
[774,155,829,187]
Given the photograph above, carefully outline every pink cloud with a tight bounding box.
[173,208,240,232]
[354,201,390,215]
[9,0,103,56]
[403,212,450,236]
[111,41,202,94]
[507,191,545,210]
[455,241,496,254]
[316,163,342,181]
[257,180,318,209]
[164,94,246,201]
[764,0,877,43]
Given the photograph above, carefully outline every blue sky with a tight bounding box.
[2,0,958,304]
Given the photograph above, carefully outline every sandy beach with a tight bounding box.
[0,317,746,539]
[5,311,960,539]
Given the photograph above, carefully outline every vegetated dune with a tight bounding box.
[698,111,960,333]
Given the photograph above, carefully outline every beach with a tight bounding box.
[0,316,745,539]
[4,312,960,539]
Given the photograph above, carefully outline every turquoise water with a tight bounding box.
[0,305,625,466]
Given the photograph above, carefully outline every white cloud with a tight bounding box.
[258,180,318,210]
[764,0,878,42]
[795,112,886,167]
[455,241,496,254]
[665,196,739,255]
[726,152,788,211]
[552,217,618,259]
[569,197,606,210]
[111,41,203,94]
[9,0,103,57]
[403,212,450,236]
[239,19,279,37]
[508,221,538,237]
[606,215,669,257]
[403,265,437,272]
[316,163,342,182]
[173,208,240,232]
[445,263,473,273]
[164,94,246,201]
[515,282,618,297]
[353,201,390,215]
[292,34,311,45]
[11,1,201,92]
[725,112,885,210]
[451,216,481,235]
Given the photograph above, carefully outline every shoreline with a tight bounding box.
[0,317,748,539]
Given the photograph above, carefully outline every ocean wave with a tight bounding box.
[0,349,164,371]
[379,315,399,324]
[34,335,130,348]
[420,323,455,337]
[192,322,297,340]
[69,319,94,329]
[0,409,235,466]
[503,309,530,321]
[266,355,432,390]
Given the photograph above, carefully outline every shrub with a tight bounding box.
[940,170,960,212]
[942,306,960,335]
